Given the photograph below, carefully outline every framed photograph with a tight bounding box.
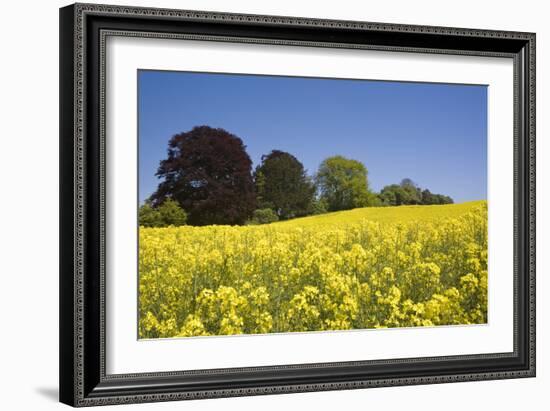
[59,3,536,407]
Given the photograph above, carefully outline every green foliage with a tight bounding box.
[399,178,423,204]
[158,199,187,226]
[379,184,417,206]
[149,125,458,226]
[380,178,453,206]
[421,189,454,205]
[138,203,163,227]
[310,197,328,215]
[139,199,187,227]
[254,150,316,220]
[316,156,373,211]
[248,208,280,225]
[366,191,383,207]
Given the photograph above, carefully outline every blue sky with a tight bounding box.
[138,70,487,204]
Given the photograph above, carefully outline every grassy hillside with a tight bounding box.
[273,200,486,228]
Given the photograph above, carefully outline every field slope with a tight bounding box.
[274,200,485,227]
[139,201,488,339]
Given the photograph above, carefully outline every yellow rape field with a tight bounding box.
[139,200,487,339]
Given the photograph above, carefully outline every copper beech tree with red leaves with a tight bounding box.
[151,126,256,226]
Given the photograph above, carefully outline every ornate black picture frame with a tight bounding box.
[60,3,535,407]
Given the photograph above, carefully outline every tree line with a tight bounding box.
[140,126,453,227]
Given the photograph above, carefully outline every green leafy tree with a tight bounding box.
[254,150,316,220]
[379,184,401,206]
[379,182,420,206]
[366,191,383,207]
[420,189,453,205]
[316,156,373,211]
[399,178,422,205]
[248,208,280,225]
[158,198,187,226]
[139,199,187,227]
[380,179,453,206]
[421,189,434,205]
[139,203,163,227]
[310,197,328,215]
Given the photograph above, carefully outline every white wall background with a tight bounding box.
[0,0,546,409]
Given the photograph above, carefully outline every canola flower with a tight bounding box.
[139,201,488,338]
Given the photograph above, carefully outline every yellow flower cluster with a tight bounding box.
[139,201,487,338]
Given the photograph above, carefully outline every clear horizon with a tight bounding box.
[138,70,487,204]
